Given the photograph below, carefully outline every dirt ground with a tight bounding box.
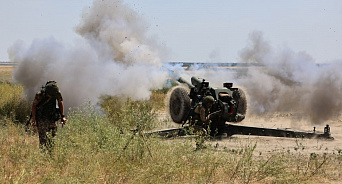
[215,114,341,155]
[159,112,342,155]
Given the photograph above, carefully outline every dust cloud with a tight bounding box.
[9,0,169,110]
[239,31,342,125]
[192,31,342,125]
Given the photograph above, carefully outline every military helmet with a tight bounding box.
[45,81,59,97]
[202,95,215,105]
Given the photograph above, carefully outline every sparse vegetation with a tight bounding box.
[0,65,13,82]
[0,69,341,183]
[0,81,31,124]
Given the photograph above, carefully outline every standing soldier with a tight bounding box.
[31,81,66,149]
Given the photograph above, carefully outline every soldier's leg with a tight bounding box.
[49,122,57,137]
[46,122,58,150]
[38,127,48,148]
[37,119,50,149]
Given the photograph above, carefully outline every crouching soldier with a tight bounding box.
[31,81,66,149]
[190,96,215,149]
[191,96,215,129]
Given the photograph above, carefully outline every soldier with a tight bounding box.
[190,95,215,149]
[192,95,215,127]
[31,81,66,149]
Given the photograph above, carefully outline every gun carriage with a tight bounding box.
[158,76,334,140]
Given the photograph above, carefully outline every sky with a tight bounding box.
[0,0,341,63]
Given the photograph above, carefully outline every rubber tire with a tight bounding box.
[236,88,247,116]
[169,87,191,124]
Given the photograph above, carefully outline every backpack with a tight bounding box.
[42,81,59,97]
[37,81,61,121]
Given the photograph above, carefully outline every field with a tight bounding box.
[1,65,341,183]
[0,63,14,82]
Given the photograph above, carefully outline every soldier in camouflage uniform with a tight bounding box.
[191,96,215,129]
[190,96,215,149]
[31,81,66,148]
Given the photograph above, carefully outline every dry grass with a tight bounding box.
[0,67,341,183]
[1,117,341,184]
[0,65,14,82]
[0,82,31,123]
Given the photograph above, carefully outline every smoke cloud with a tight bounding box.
[9,0,169,110]
[8,0,342,126]
[232,31,342,125]
[178,31,342,125]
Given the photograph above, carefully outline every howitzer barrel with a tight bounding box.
[191,77,205,87]
[191,77,202,86]
[177,77,194,88]
[191,77,211,89]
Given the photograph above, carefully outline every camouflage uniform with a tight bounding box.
[32,86,63,148]
[191,96,214,128]
[190,96,214,149]
[192,104,210,127]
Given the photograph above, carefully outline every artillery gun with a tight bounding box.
[169,76,247,135]
[159,76,334,140]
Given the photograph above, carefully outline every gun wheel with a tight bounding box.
[169,87,191,124]
[236,88,247,116]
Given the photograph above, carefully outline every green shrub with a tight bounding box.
[0,82,31,124]
[100,96,158,131]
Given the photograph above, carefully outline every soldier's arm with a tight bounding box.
[56,91,66,123]
[58,100,66,123]
[31,93,40,124]
[200,108,208,122]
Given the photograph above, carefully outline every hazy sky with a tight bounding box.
[1,0,341,63]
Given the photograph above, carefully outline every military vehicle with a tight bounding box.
[155,76,334,140]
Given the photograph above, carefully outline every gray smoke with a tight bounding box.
[7,0,342,125]
[237,31,342,125]
[9,0,168,110]
[180,31,342,125]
